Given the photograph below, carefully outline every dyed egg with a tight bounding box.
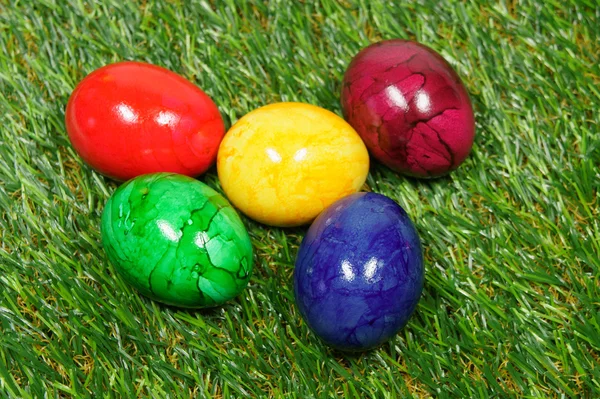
[341,39,475,178]
[66,61,225,181]
[294,192,424,351]
[101,173,253,308]
[217,102,369,227]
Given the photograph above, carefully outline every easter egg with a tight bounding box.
[293,192,424,351]
[101,173,253,308]
[341,39,475,178]
[66,61,225,181]
[217,102,369,227]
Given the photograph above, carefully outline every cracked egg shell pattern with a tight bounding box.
[294,192,424,351]
[101,173,253,308]
[341,39,475,178]
[217,102,370,227]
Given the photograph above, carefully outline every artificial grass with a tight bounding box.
[0,0,598,397]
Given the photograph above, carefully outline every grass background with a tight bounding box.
[0,0,598,397]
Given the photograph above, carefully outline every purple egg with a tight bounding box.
[341,39,475,178]
[294,193,424,351]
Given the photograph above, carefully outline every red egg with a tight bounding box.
[342,40,475,178]
[65,61,225,181]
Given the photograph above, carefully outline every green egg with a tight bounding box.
[101,173,253,308]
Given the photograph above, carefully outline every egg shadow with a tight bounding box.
[155,301,225,318]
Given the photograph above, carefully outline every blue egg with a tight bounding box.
[293,192,424,351]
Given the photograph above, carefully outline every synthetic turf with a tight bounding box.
[0,1,598,397]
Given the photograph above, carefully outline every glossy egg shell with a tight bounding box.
[66,61,225,181]
[341,39,475,178]
[217,102,369,227]
[293,192,424,351]
[101,173,253,308]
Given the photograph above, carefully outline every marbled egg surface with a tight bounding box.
[294,192,424,351]
[342,39,475,178]
[217,102,369,227]
[101,173,253,308]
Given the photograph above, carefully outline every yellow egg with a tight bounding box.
[217,102,370,227]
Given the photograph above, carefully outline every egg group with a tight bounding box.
[67,39,461,344]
